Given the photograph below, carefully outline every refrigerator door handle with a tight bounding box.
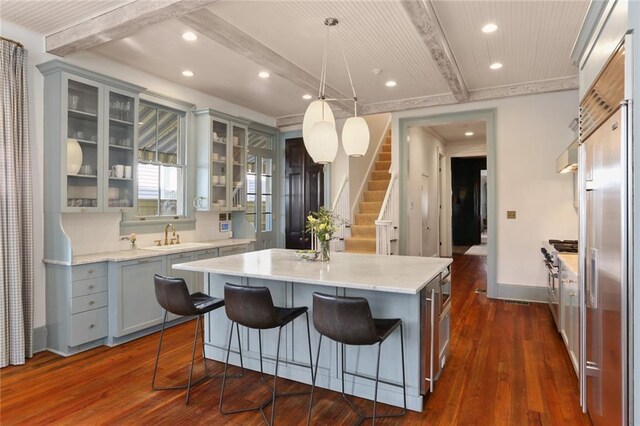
[588,248,598,309]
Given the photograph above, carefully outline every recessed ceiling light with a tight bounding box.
[259,71,270,78]
[182,70,194,77]
[490,62,503,70]
[482,23,498,33]
[465,131,474,136]
[385,80,397,87]
[182,31,197,41]
[302,94,313,100]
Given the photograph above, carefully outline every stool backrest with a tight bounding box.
[224,283,279,329]
[154,274,196,317]
[312,292,379,345]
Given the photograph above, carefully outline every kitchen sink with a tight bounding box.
[140,242,210,251]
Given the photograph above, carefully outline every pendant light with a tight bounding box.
[302,18,369,163]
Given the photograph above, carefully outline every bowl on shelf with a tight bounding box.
[295,250,320,261]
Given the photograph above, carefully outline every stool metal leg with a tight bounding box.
[185,315,201,404]
[151,311,169,390]
[270,326,283,425]
[372,342,382,424]
[307,334,323,426]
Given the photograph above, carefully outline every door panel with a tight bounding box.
[285,138,324,249]
[451,157,486,245]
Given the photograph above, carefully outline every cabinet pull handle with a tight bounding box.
[89,324,95,329]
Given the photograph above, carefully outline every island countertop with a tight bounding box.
[173,248,452,294]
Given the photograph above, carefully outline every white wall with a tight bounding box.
[1,21,275,329]
[394,90,580,289]
[407,127,445,257]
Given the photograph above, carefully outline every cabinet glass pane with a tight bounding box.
[211,119,228,210]
[246,153,257,230]
[231,125,246,209]
[138,104,157,162]
[67,80,99,209]
[107,91,135,209]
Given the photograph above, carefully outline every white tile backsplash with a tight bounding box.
[62,212,232,256]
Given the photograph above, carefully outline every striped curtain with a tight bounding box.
[0,38,34,367]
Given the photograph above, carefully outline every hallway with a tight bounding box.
[0,255,590,425]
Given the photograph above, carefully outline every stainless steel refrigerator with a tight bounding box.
[580,43,631,426]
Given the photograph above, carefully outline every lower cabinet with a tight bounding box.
[195,249,219,293]
[559,261,579,376]
[165,252,196,321]
[108,256,166,338]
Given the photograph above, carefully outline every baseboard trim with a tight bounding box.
[33,326,47,353]
[496,283,548,303]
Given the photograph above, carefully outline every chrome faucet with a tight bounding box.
[164,223,175,245]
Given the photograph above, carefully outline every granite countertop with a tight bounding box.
[558,253,579,276]
[173,248,452,294]
[43,239,255,266]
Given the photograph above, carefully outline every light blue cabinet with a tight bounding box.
[108,256,166,338]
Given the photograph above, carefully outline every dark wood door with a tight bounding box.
[285,138,324,249]
[451,157,487,246]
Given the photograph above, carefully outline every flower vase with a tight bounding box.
[320,240,330,262]
[130,242,137,249]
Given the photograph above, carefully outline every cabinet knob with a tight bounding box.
[89,284,94,289]
[89,324,95,329]
[89,300,95,305]
[88,269,94,274]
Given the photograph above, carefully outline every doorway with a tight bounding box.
[284,137,324,249]
[399,109,496,297]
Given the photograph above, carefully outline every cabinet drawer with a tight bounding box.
[219,245,247,257]
[70,307,108,346]
[72,263,107,281]
[71,291,108,314]
[72,276,107,297]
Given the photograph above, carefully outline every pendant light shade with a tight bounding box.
[342,116,370,157]
[308,120,338,164]
[303,100,335,148]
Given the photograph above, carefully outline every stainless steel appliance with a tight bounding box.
[421,266,451,394]
[579,42,631,426]
[541,239,578,330]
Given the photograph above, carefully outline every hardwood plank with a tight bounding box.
[0,255,591,425]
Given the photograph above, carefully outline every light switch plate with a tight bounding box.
[507,210,516,219]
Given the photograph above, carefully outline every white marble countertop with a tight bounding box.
[43,239,255,266]
[173,248,452,294]
[558,253,579,276]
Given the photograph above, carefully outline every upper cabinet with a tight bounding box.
[194,109,248,212]
[38,60,143,213]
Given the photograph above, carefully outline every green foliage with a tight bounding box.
[305,207,347,242]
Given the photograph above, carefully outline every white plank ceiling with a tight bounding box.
[0,0,589,120]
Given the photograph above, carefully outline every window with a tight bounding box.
[137,102,185,217]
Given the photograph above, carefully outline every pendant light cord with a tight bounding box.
[336,26,358,116]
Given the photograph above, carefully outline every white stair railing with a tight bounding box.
[375,173,398,255]
[330,176,350,252]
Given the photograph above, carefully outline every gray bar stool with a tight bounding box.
[220,283,314,425]
[152,274,243,404]
[307,292,407,425]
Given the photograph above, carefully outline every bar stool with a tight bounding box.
[220,283,314,425]
[307,292,407,425]
[152,274,243,404]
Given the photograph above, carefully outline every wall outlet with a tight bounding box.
[507,210,516,219]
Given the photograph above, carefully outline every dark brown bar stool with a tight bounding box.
[152,274,243,404]
[220,283,314,425]
[308,292,407,425]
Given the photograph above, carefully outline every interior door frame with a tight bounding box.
[398,109,497,298]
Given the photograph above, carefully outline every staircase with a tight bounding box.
[345,130,391,253]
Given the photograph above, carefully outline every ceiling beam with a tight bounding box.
[46,0,218,57]
[180,10,354,115]
[275,76,578,127]
[401,0,469,102]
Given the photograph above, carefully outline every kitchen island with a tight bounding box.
[174,249,452,411]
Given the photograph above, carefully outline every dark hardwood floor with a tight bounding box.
[1,255,591,425]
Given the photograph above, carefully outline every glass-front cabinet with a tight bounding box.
[106,89,137,210]
[246,129,275,250]
[65,78,101,210]
[194,109,248,212]
[40,60,143,213]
